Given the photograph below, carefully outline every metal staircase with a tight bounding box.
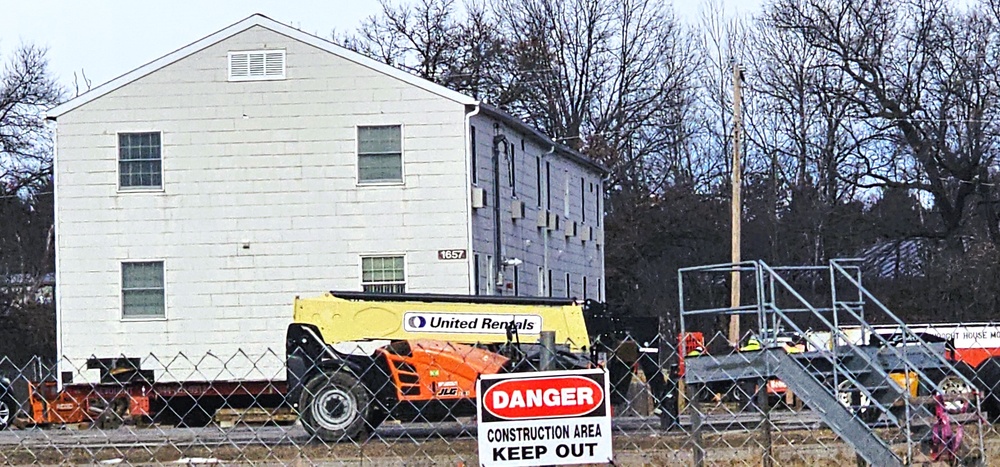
[678,259,985,466]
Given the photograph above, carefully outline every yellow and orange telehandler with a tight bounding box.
[285,291,605,441]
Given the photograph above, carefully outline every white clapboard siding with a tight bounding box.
[55,25,472,383]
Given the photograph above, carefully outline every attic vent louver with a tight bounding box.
[228,50,285,81]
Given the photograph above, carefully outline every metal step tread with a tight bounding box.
[765,349,903,467]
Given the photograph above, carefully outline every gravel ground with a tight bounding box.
[0,415,992,465]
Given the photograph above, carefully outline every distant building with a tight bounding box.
[48,14,606,381]
[0,273,55,308]
[861,239,930,279]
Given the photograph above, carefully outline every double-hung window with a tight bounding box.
[119,132,162,189]
[122,261,165,318]
[362,256,405,293]
[358,125,403,183]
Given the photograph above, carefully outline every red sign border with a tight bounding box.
[482,375,605,421]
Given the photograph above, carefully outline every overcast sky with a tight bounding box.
[0,0,763,92]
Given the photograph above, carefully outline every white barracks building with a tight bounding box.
[49,15,606,381]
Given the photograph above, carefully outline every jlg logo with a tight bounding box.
[437,387,459,396]
[483,376,603,420]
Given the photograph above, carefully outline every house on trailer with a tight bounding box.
[48,14,606,383]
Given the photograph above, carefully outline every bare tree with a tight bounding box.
[0,44,60,302]
[590,0,702,193]
[346,0,460,81]
[741,13,882,262]
[0,45,60,358]
[494,0,703,195]
[342,0,509,102]
[769,0,1000,245]
[691,0,749,191]
[445,1,510,102]
[492,0,614,143]
[0,44,63,194]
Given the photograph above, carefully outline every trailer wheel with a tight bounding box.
[0,394,15,430]
[936,364,975,413]
[90,397,129,430]
[299,370,370,441]
[837,380,880,423]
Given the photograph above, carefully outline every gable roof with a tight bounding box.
[46,14,606,174]
[46,14,476,119]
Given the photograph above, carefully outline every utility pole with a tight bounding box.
[729,62,744,347]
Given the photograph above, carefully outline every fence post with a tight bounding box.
[658,316,677,430]
[759,380,774,467]
[540,331,555,371]
[687,383,705,467]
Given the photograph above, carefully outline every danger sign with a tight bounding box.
[484,376,602,420]
[477,368,612,466]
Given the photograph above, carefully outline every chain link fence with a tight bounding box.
[0,323,998,466]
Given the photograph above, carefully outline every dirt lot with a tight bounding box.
[1,422,994,466]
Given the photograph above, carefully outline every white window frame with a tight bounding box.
[120,260,166,321]
[117,131,164,192]
[360,254,407,293]
[356,124,405,185]
[228,50,286,81]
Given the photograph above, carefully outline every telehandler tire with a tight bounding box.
[0,394,15,430]
[299,369,370,442]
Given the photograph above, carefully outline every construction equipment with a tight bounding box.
[678,260,985,466]
[286,292,599,441]
[0,376,14,430]
[22,291,605,432]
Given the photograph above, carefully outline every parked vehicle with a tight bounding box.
[286,291,597,441]
[0,376,15,430]
[26,291,616,431]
